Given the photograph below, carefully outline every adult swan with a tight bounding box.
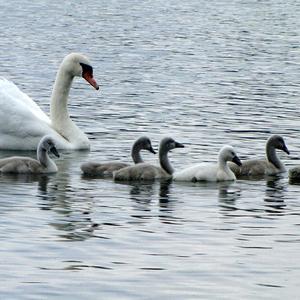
[0,53,99,150]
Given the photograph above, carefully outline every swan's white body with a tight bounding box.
[0,53,99,150]
[173,145,241,182]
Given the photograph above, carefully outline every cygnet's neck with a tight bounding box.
[37,148,57,172]
[266,141,284,170]
[131,142,143,164]
[159,148,174,175]
[218,154,231,173]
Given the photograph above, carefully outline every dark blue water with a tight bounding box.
[0,0,299,299]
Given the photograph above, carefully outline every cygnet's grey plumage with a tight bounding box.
[113,137,184,181]
[81,136,156,177]
[229,135,289,178]
[289,167,300,182]
[0,136,59,174]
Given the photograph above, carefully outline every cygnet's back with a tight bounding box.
[113,163,169,181]
[229,135,289,178]
[113,137,184,181]
[173,145,242,182]
[81,136,156,177]
[0,136,59,174]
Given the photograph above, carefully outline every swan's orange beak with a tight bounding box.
[83,72,99,90]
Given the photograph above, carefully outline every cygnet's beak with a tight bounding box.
[83,72,99,90]
[175,141,185,148]
[149,146,156,154]
[50,146,60,158]
[282,144,290,155]
[232,155,242,167]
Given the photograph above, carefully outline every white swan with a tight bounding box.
[80,136,156,177]
[0,135,60,174]
[0,53,99,150]
[173,145,242,182]
[113,137,184,181]
[229,135,289,177]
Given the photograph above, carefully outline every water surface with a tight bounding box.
[0,0,300,299]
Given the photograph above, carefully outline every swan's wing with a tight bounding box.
[0,78,50,124]
[0,78,56,148]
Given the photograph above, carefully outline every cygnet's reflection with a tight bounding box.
[35,150,99,241]
[264,174,287,213]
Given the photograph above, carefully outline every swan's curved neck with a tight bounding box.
[159,149,174,175]
[266,142,284,170]
[131,143,143,164]
[50,67,73,127]
[49,67,88,147]
[37,148,57,171]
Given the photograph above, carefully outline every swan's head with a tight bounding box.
[61,53,99,90]
[136,136,156,154]
[268,135,290,155]
[160,137,184,154]
[39,136,60,158]
[219,145,242,166]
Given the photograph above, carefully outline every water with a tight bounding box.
[0,0,300,298]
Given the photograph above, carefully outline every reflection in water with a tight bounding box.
[35,151,99,241]
[117,180,174,221]
[158,179,172,207]
[264,175,287,214]
[218,181,241,203]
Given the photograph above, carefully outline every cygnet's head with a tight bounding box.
[159,137,185,154]
[39,136,60,158]
[268,135,290,154]
[61,53,99,90]
[136,136,156,154]
[219,145,242,166]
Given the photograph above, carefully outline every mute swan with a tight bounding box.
[173,145,242,182]
[229,135,289,177]
[81,136,156,177]
[0,53,99,150]
[0,135,60,174]
[113,137,184,181]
